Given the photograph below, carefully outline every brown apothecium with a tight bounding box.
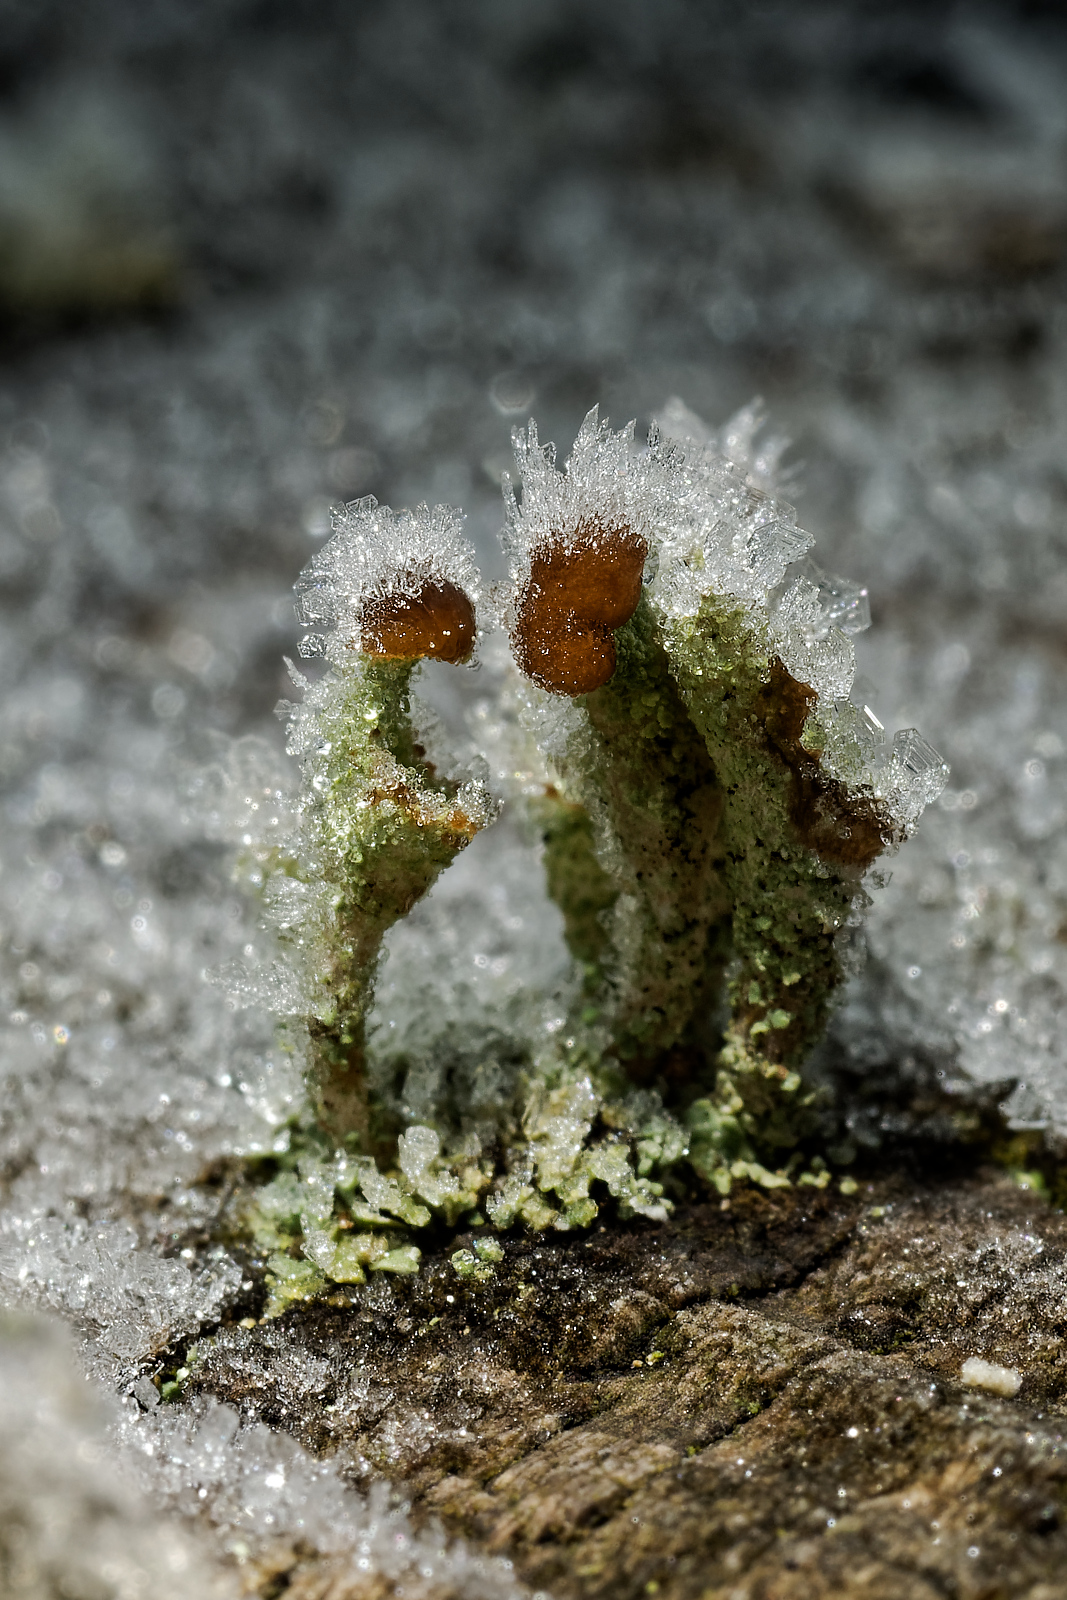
[511,519,647,695]
[358,574,476,663]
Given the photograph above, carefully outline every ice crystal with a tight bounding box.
[0,1215,240,1380]
[0,1311,227,1600]
[295,497,482,666]
[118,1392,528,1600]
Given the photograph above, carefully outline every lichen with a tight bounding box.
[268,499,497,1149]
[222,402,947,1295]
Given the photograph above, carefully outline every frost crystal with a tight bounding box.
[0,1312,226,1600]
[0,1215,240,1380]
[882,729,953,830]
[295,496,482,665]
[120,1392,528,1600]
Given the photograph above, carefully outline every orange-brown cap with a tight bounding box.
[358,574,476,664]
[511,520,647,695]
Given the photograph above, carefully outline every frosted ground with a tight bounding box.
[1,1,1066,1593]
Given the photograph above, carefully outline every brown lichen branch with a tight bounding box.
[757,658,897,870]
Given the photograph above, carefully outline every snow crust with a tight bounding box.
[121,1392,529,1600]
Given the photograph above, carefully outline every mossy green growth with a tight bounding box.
[242,1128,502,1314]
[553,599,732,1068]
[280,656,494,1149]
[451,1236,504,1281]
[529,592,891,1190]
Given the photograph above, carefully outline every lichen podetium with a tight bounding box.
[270,502,497,1151]
[221,405,947,1302]
[289,653,491,1148]
[502,405,946,1189]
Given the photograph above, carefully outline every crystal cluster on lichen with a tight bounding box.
[221,402,947,1302]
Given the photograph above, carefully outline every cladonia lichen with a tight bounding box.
[271,500,496,1151]
[214,401,947,1301]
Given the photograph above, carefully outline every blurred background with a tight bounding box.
[1,0,1064,668]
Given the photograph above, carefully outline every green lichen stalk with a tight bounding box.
[663,599,885,1179]
[286,656,491,1148]
[670,602,878,1064]
[269,497,494,1152]
[536,598,730,1070]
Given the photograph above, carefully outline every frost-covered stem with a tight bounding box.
[533,790,618,991]
[664,597,879,1086]
[544,599,731,1071]
[302,658,485,1148]
[541,589,885,1150]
